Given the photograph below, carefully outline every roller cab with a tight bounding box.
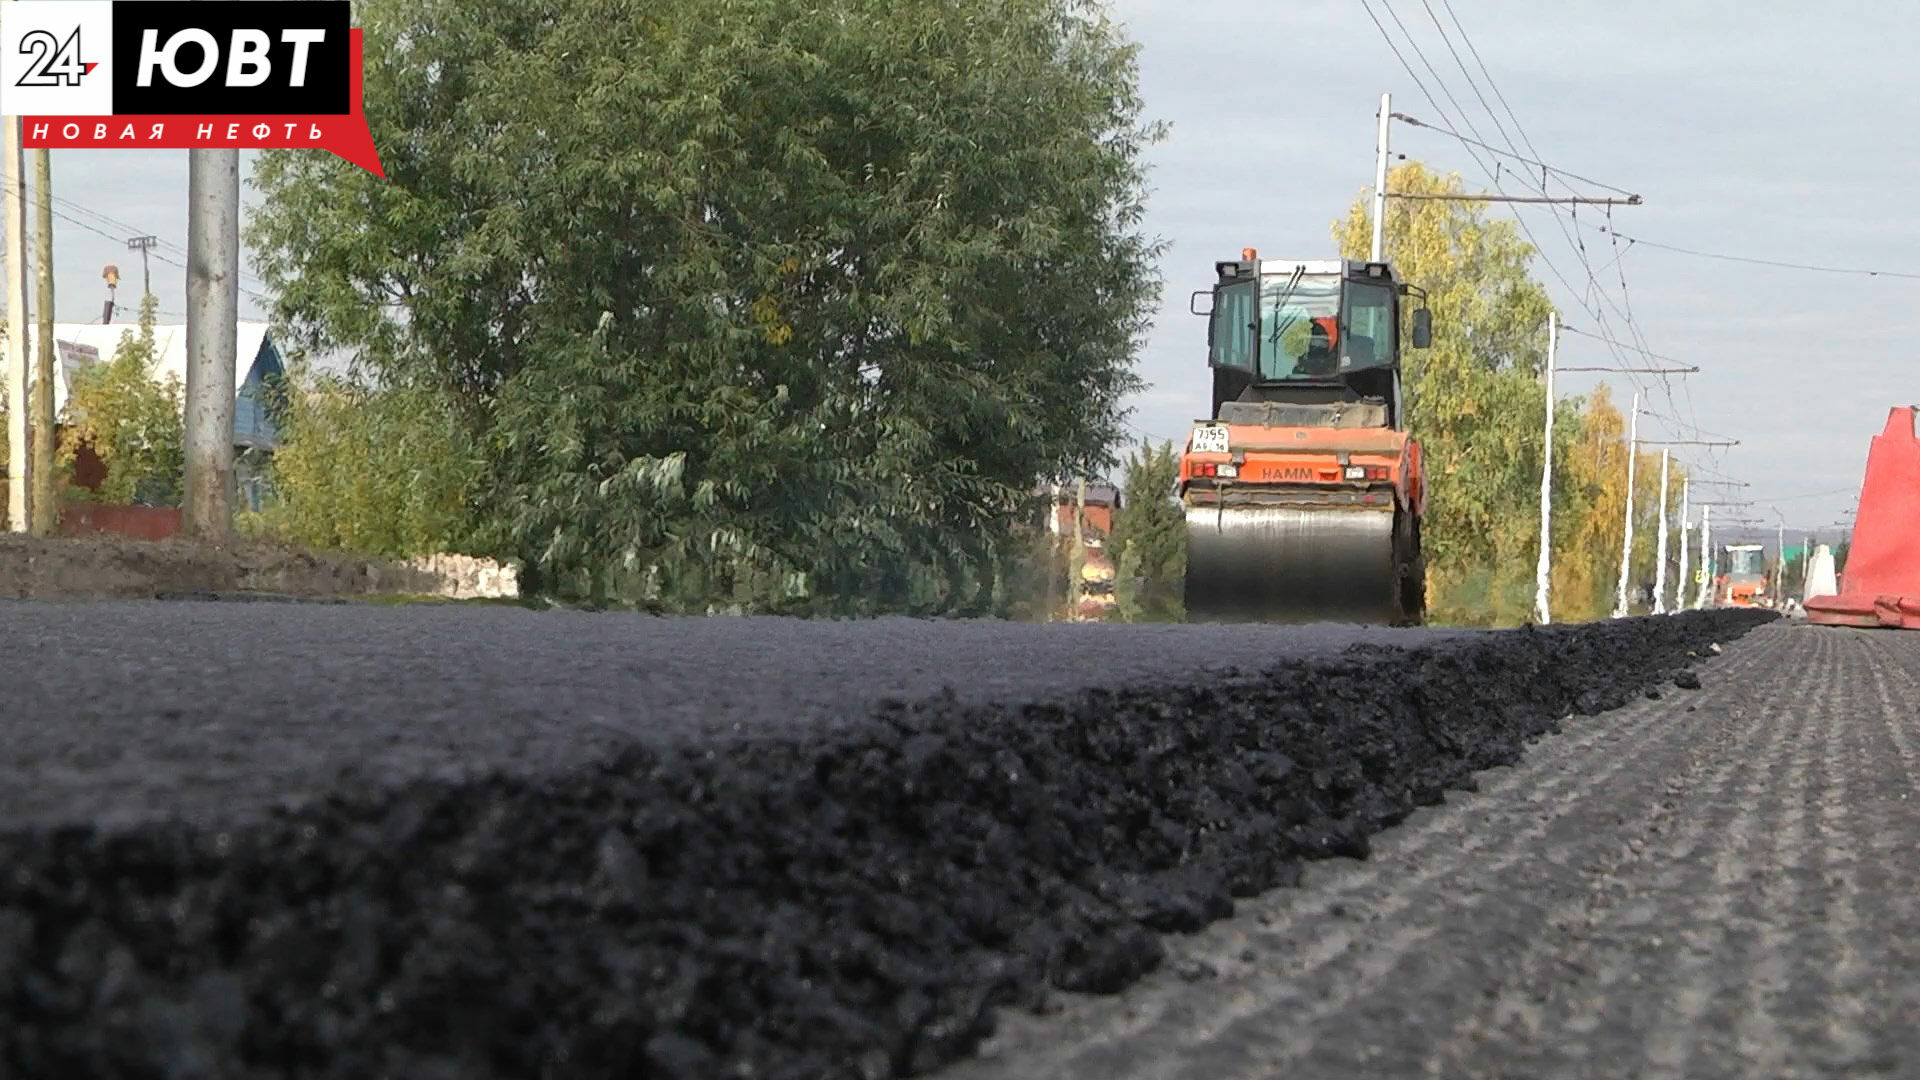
[1180,255,1431,625]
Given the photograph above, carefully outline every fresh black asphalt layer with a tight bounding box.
[942,620,1920,1080]
[0,601,1773,1078]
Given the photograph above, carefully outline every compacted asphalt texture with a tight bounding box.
[947,619,1920,1080]
[0,600,1780,1078]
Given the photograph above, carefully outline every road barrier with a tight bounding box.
[1807,405,1920,629]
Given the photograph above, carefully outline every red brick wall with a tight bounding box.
[1051,503,1115,537]
[56,502,182,541]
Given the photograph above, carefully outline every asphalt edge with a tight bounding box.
[0,609,1777,1079]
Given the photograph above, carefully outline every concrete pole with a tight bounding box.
[1370,92,1391,262]
[1775,515,1785,607]
[1696,505,1714,609]
[1613,392,1640,618]
[1533,311,1556,624]
[3,110,25,533]
[182,149,238,542]
[28,146,52,535]
[1676,478,1690,611]
[1652,449,1670,614]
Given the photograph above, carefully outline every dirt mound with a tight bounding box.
[0,534,508,600]
[0,609,1773,1078]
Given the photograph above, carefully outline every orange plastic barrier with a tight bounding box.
[1806,405,1920,629]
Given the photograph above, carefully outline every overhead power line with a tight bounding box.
[1749,486,1860,503]
[1390,111,1639,199]
[1363,0,1693,429]
[1388,0,1709,442]
[1555,323,1693,369]
[1601,230,1920,282]
[1388,191,1640,206]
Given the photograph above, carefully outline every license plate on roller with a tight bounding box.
[1190,424,1229,454]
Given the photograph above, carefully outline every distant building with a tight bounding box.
[36,321,287,510]
[1039,480,1123,538]
[41,321,286,450]
[1035,480,1124,620]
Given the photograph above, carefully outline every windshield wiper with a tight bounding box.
[1265,265,1306,350]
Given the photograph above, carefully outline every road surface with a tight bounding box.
[0,601,1787,1078]
[946,620,1920,1080]
[0,599,1466,828]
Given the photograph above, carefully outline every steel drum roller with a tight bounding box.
[1184,504,1401,624]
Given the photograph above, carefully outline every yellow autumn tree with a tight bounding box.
[1334,162,1554,624]
[1546,383,1690,621]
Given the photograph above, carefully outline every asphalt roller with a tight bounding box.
[1179,253,1432,625]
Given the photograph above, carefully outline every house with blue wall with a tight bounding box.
[43,320,287,509]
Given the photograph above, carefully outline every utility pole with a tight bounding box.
[1533,311,1556,624]
[28,146,52,535]
[182,149,238,542]
[1072,476,1087,619]
[127,235,157,298]
[1370,92,1391,261]
[1652,449,1671,614]
[1542,352,1690,623]
[1613,392,1640,618]
[1676,477,1691,611]
[1774,510,1786,606]
[1696,505,1714,609]
[3,100,25,533]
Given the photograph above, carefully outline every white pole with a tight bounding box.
[1776,516,1785,607]
[2,107,24,533]
[1676,477,1691,611]
[1533,312,1556,624]
[1370,92,1391,262]
[1652,449,1670,613]
[1613,392,1640,617]
[1697,505,1714,608]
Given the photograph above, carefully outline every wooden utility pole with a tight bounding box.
[28,147,52,535]
[183,149,239,542]
[127,235,157,298]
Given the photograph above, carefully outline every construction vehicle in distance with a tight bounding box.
[1714,543,1768,607]
[1178,252,1432,624]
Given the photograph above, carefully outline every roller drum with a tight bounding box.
[1184,504,1404,624]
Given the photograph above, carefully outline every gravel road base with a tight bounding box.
[1,608,1771,1079]
[943,620,1920,1080]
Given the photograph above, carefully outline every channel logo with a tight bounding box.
[0,1,381,176]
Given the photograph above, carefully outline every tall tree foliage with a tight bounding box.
[248,0,1162,611]
[57,295,184,507]
[1108,439,1183,621]
[1332,163,1693,625]
[1334,162,1553,622]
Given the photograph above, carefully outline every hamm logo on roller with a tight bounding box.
[0,0,382,175]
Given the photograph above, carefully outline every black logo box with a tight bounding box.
[110,1,349,115]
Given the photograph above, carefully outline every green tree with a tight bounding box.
[247,0,1162,612]
[57,294,184,506]
[1334,162,1554,623]
[1109,439,1184,620]
[252,367,483,559]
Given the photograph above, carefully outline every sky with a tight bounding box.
[1100,0,1909,545]
[17,0,1912,545]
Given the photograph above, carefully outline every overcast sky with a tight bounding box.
[1101,0,1903,543]
[24,0,1905,542]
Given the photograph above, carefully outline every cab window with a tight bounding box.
[1342,279,1396,371]
[1208,279,1255,370]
